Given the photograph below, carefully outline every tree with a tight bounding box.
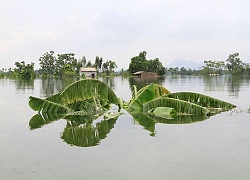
[102,60,117,76]
[86,60,93,67]
[94,56,103,73]
[129,51,148,73]
[129,51,165,75]
[55,53,77,77]
[39,51,56,76]
[14,61,35,79]
[202,60,225,75]
[226,53,244,75]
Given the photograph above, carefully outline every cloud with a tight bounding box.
[0,0,250,69]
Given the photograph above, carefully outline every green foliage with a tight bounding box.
[29,78,236,144]
[39,51,56,76]
[102,60,117,76]
[14,61,35,79]
[202,60,225,75]
[94,56,103,73]
[129,51,165,75]
[126,83,171,112]
[165,92,236,113]
[61,116,118,147]
[55,53,77,77]
[226,53,244,75]
[143,97,209,116]
[149,107,177,119]
[29,79,120,114]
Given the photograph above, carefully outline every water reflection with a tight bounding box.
[129,76,165,90]
[61,116,117,147]
[227,76,242,97]
[29,108,211,146]
[100,77,115,90]
[40,77,77,98]
[15,78,34,91]
[29,113,118,147]
[131,113,209,136]
[203,76,226,92]
[27,76,240,147]
[203,75,250,97]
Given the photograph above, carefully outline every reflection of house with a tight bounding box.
[133,71,157,78]
[79,67,97,78]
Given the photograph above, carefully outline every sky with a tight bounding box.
[1,0,250,70]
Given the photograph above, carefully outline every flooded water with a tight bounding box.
[0,75,250,180]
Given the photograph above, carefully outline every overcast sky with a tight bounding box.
[1,0,250,70]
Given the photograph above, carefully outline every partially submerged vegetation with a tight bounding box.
[29,78,236,147]
[2,51,249,80]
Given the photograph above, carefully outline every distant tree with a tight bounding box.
[86,60,93,67]
[129,51,165,75]
[202,60,225,75]
[180,67,188,75]
[39,51,56,76]
[166,67,177,75]
[102,60,117,76]
[81,56,87,67]
[55,53,77,77]
[14,61,35,79]
[226,53,244,75]
[129,51,148,73]
[245,63,250,75]
[76,56,87,73]
[94,56,103,73]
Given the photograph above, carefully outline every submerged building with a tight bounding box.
[133,71,158,78]
[79,67,97,78]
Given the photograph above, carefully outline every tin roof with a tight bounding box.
[133,71,144,75]
[80,67,97,72]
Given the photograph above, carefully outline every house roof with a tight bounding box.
[80,67,97,72]
[133,71,144,75]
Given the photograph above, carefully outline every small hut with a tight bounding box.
[133,71,157,78]
[79,67,97,78]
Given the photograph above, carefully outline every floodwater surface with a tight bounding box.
[0,76,250,180]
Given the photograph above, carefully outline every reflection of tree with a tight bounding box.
[129,76,164,92]
[15,78,34,91]
[227,75,242,97]
[203,75,245,97]
[100,77,115,90]
[40,77,76,97]
[203,76,226,92]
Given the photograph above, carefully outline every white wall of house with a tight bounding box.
[79,68,97,78]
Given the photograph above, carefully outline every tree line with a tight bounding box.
[167,52,250,76]
[39,51,117,77]
[1,51,250,79]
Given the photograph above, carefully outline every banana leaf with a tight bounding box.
[165,92,236,113]
[143,97,209,115]
[126,83,171,112]
[146,113,209,124]
[29,79,119,113]
[148,107,177,119]
[60,79,119,106]
[29,96,72,114]
[29,112,66,130]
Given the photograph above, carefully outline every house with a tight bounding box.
[133,71,157,78]
[79,67,97,78]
